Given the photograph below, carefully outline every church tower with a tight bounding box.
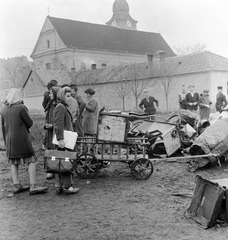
[106,0,138,30]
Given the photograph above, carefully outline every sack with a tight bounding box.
[52,130,78,150]
[44,150,77,174]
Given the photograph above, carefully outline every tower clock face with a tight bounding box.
[112,21,117,27]
[127,20,132,27]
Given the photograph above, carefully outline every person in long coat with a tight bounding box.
[83,88,100,136]
[1,88,48,195]
[54,87,80,195]
[44,86,61,180]
[70,84,86,137]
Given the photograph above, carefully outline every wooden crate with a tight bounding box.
[97,113,129,143]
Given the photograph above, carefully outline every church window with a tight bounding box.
[47,40,50,49]
[46,63,51,70]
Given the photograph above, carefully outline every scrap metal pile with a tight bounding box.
[124,108,228,171]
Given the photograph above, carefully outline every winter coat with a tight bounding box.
[139,96,158,115]
[1,102,35,159]
[45,87,61,149]
[215,93,227,112]
[185,92,200,111]
[54,88,73,141]
[83,97,99,135]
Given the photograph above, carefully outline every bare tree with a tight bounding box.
[111,75,131,111]
[158,61,177,112]
[127,64,154,110]
[2,56,31,87]
[173,43,207,56]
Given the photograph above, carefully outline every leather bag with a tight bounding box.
[44,149,77,174]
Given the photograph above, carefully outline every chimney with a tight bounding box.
[91,64,96,70]
[158,51,165,63]
[147,54,153,69]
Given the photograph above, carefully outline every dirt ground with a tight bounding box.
[1,147,228,240]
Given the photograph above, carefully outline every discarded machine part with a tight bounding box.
[185,175,225,229]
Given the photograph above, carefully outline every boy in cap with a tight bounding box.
[178,84,187,109]
[215,86,227,112]
[199,89,212,120]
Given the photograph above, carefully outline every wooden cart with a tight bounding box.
[73,113,154,180]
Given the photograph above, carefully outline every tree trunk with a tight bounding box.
[165,93,169,112]
[122,98,125,111]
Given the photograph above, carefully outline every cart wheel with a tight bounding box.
[130,158,153,180]
[74,153,100,179]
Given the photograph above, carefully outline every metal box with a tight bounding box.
[134,121,181,156]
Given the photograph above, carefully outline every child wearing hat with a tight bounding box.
[199,89,212,121]
[215,86,227,112]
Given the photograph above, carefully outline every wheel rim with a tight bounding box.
[131,158,153,180]
[74,153,100,178]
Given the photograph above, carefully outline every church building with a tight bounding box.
[31,0,175,71]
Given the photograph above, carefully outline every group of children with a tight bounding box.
[178,84,227,122]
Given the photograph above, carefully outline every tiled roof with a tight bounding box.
[34,70,72,86]
[70,51,228,85]
[48,16,175,56]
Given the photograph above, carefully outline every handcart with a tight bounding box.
[74,112,156,180]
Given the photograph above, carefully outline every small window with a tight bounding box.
[47,40,50,49]
[46,63,51,70]
[101,63,107,68]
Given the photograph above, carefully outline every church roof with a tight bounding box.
[70,51,228,85]
[48,16,175,57]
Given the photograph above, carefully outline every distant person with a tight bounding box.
[215,86,227,112]
[83,88,99,136]
[42,80,58,110]
[68,96,79,131]
[70,84,86,137]
[54,87,80,194]
[178,84,187,110]
[199,89,212,120]
[139,89,158,116]
[1,88,48,195]
[42,80,58,150]
[185,85,200,114]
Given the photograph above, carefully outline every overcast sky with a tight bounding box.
[1,0,228,60]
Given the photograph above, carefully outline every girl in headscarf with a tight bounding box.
[1,88,48,195]
[54,87,80,194]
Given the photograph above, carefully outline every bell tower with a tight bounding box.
[106,0,138,30]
